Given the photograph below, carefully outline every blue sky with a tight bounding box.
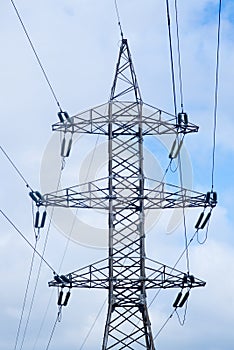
[0,1,234,349]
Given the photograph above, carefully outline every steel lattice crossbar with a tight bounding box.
[49,257,205,290]
[52,100,198,136]
[40,176,216,210]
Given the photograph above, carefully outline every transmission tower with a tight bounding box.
[37,38,216,349]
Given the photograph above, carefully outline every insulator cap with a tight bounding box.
[189,275,195,284]
[169,140,176,159]
[213,192,217,202]
[35,211,40,228]
[64,111,70,120]
[29,192,38,202]
[182,275,188,284]
[205,192,211,203]
[40,211,47,228]
[178,112,188,126]
[63,291,71,306]
[173,291,182,308]
[61,137,72,157]
[195,212,204,229]
[184,113,188,125]
[174,140,183,158]
[200,212,211,229]
[178,291,190,307]
[66,138,72,157]
[61,137,66,157]
[35,191,43,200]
[58,111,70,122]
[57,291,63,306]
[169,139,183,159]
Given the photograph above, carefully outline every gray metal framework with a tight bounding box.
[41,39,216,349]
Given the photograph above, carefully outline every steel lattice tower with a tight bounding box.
[38,39,216,349]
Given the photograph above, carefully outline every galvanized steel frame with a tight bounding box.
[44,39,215,349]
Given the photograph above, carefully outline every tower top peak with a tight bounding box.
[110,39,142,103]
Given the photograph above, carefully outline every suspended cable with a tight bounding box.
[19,256,44,350]
[25,162,64,349]
[79,299,106,350]
[10,0,62,110]
[148,227,199,316]
[32,289,55,350]
[165,0,190,273]
[114,0,124,39]
[211,0,222,191]
[19,164,63,349]
[174,0,184,111]
[0,209,55,272]
[2,209,56,349]
[18,216,55,350]
[45,308,62,350]
[178,152,190,274]
[196,211,212,245]
[13,243,37,350]
[165,0,177,117]
[153,310,176,341]
[175,298,188,326]
[171,230,197,271]
[0,145,33,191]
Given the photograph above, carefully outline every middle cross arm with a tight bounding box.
[39,177,216,210]
[49,258,205,290]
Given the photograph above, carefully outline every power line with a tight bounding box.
[32,289,55,350]
[25,164,64,349]
[153,310,176,341]
[0,145,33,191]
[10,0,62,111]
[1,205,60,349]
[165,0,177,117]
[175,298,188,326]
[174,0,184,111]
[45,309,62,350]
[114,0,124,39]
[13,244,37,350]
[79,299,106,350]
[211,0,222,191]
[165,0,190,273]
[0,209,55,273]
[19,165,64,348]
[19,253,45,350]
[178,152,190,274]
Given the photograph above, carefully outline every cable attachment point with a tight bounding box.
[29,191,44,205]
[57,111,71,123]
[194,191,216,230]
[177,112,188,130]
[53,273,72,286]
[182,274,195,287]
[205,191,217,207]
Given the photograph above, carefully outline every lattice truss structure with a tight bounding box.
[39,39,217,349]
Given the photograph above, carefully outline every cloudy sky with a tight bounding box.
[1,0,234,349]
